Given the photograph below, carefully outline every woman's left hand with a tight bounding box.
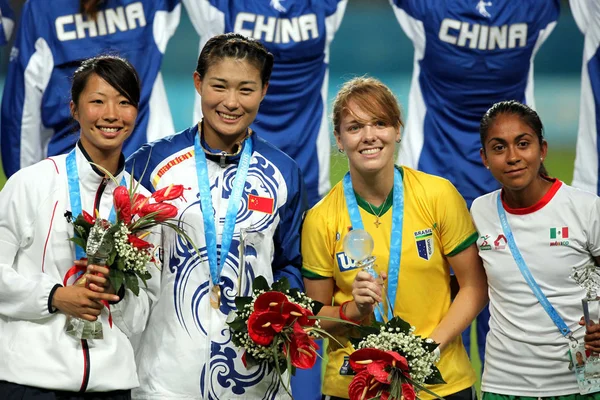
[75,260,116,295]
[580,317,600,353]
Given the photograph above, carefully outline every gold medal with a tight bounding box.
[210,285,221,309]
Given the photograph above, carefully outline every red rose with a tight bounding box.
[113,186,132,224]
[253,291,289,313]
[82,210,96,225]
[247,311,285,346]
[151,184,189,202]
[139,203,178,221]
[127,234,153,249]
[132,193,149,215]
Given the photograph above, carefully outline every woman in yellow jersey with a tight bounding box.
[302,77,488,400]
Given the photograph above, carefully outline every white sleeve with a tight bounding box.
[0,172,60,320]
[570,0,591,34]
[587,196,600,257]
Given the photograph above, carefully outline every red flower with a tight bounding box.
[82,210,95,225]
[349,348,414,400]
[139,203,178,221]
[349,370,387,400]
[151,184,189,202]
[247,311,285,346]
[283,322,320,369]
[113,186,132,224]
[132,193,149,215]
[281,302,315,327]
[254,291,289,313]
[127,234,153,249]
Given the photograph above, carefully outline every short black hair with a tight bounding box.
[195,33,274,86]
[71,55,141,109]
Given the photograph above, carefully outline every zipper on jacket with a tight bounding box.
[79,339,91,392]
[93,177,109,213]
[219,152,227,168]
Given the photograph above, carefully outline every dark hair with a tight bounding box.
[479,100,548,176]
[332,76,404,134]
[195,33,274,86]
[80,0,104,19]
[71,55,141,109]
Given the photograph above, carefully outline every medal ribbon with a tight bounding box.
[66,148,125,328]
[194,130,253,288]
[496,194,572,337]
[342,168,404,322]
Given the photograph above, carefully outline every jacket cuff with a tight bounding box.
[47,284,62,314]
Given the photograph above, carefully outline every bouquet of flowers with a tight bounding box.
[228,276,340,396]
[348,317,445,400]
[65,172,194,339]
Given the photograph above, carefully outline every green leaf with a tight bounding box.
[424,365,446,385]
[235,296,253,310]
[386,316,412,333]
[125,272,140,296]
[107,248,117,266]
[271,277,290,293]
[115,257,126,272]
[69,237,87,251]
[252,276,270,292]
[227,317,247,332]
[109,268,125,293]
[243,351,258,368]
[421,339,438,353]
[312,299,324,316]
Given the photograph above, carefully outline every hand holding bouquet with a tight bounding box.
[65,172,193,339]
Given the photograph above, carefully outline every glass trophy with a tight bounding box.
[65,219,113,340]
[343,229,391,321]
[571,263,600,380]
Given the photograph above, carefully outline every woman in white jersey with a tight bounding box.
[0,55,154,399]
[471,100,600,399]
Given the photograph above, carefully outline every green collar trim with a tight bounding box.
[353,166,403,216]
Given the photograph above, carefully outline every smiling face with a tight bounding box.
[70,73,137,156]
[481,113,547,192]
[194,57,268,151]
[336,100,400,176]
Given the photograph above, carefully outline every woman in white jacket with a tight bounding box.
[0,55,155,399]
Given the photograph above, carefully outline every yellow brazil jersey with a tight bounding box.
[301,166,478,399]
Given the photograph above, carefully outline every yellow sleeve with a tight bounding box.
[434,179,478,256]
[301,205,336,278]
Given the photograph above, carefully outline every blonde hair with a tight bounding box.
[332,77,404,134]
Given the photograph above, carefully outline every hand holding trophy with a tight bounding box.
[343,229,392,322]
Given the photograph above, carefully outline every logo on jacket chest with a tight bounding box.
[478,233,507,251]
[56,2,146,42]
[414,229,434,260]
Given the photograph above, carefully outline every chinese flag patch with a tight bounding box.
[248,194,274,214]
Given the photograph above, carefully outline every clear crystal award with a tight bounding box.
[343,229,391,321]
[571,263,600,382]
[65,219,113,340]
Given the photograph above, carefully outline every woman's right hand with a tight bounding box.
[352,270,383,318]
[52,286,120,321]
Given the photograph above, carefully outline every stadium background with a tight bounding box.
[0,0,584,388]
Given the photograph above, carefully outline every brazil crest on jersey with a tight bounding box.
[183,0,347,206]
[1,0,181,178]
[391,0,560,206]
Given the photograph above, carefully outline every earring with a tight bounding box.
[338,148,344,153]
[396,138,401,143]
[485,165,490,170]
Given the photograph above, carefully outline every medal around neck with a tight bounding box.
[343,229,391,321]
